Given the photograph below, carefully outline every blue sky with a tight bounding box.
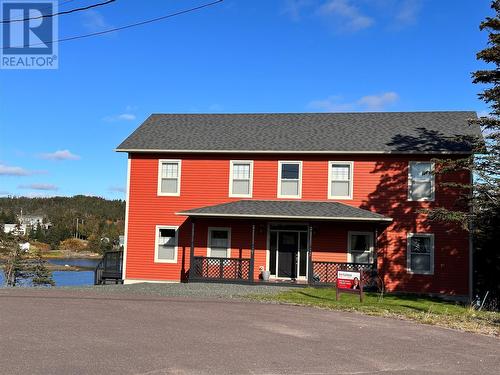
[0,0,493,199]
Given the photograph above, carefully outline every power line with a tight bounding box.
[39,1,79,13]
[2,0,223,49]
[1,0,116,24]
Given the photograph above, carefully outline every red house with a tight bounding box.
[116,112,480,299]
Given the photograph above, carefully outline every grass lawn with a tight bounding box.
[252,287,500,336]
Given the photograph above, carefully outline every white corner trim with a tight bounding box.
[122,156,131,280]
[328,161,354,200]
[406,232,435,275]
[277,160,302,199]
[207,227,231,258]
[154,225,179,263]
[229,160,254,198]
[157,159,182,197]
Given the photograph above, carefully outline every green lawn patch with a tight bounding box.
[251,287,500,336]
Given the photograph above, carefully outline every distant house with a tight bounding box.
[17,214,51,230]
[3,223,27,236]
[116,112,480,300]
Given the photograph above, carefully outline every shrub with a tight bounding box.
[29,241,51,252]
[58,238,88,252]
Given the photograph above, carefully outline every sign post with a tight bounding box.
[336,269,364,302]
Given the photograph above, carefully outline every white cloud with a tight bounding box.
[317,0,374,32]
[0,164,34,176]
[308,91,399,112]
[82,10,111,32]
[394,0,422,27]
[103,106,138,122]
[307,95,355,112]
[357,92,399,110]
[282,0,422,32]
[39,150,81,161]
[108,186,126,193]
[282,0,314,21]
[18,183,58,191]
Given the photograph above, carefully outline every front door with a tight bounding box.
[277,232,298,278]
[269,225,309,280]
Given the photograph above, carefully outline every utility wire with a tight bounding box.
[1,0,116,24]
[38,0,78,13]
[2,0,223,49]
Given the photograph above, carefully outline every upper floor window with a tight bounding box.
[154,225,178,263]
[229,160,253,198]
[158,159,181,196]
[328,161,353,199]
[408,161,434,201]
[208,228,231,258]
[407,233,434,275]
[278,161,302,198]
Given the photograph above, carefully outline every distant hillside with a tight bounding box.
[0,195,125,222]
[0,196,125,251]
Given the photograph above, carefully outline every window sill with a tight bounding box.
[406,269,434,276]
[154,259,178,264]
[157,193,181,197]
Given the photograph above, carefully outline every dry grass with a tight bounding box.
[252,287,500,336]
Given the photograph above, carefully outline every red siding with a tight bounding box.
[125,153,470,296]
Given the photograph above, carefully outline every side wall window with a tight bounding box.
[158,160,181,196]
[229,161,253,197]
[328,161,353,199]
[408,161,434,201]
[155,226,178,263]
[407,233,434,274]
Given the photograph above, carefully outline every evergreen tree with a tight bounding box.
[1,231,54,287]
[429,1,500,305]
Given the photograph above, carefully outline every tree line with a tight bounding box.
[0,195,125,253]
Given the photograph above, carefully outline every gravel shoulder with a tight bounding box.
[63,281,295,298]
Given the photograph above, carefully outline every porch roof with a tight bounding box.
[176,200,392,222]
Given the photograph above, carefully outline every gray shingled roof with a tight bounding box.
[177,200,392,222]
[116,112,480,154]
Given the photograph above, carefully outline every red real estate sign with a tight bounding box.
[336,270,364,302]
[337,270,361,290]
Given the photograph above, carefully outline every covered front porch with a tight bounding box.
[177,200,392,287]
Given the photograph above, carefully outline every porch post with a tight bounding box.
[307,224,313,284]
[189,219,196,281]
[249,224,255,283]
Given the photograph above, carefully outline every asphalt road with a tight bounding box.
[0,289,498,375]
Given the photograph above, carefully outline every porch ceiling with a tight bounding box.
[176,200,392,222]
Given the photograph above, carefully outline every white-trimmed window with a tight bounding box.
[229,160,253,197]
[407,233,434,275]
[328,161,353,199]
[278,161,302,198]
[408,161,434,201]
[158,160,181,196]
[207,228,231,258]
[154,225,178,263]
[348,231,374,264]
